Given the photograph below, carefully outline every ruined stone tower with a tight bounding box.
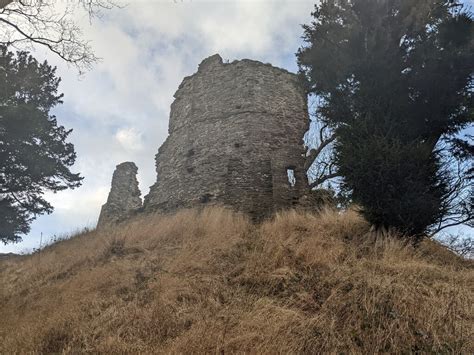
[142,54,309,220]
[97,162,142,228]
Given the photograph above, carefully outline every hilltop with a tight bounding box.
[0,207,473,353]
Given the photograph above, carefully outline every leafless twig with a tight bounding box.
[0,0,121,73]
[304,96,340,188]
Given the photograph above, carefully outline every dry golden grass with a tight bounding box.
[0,207,472,353]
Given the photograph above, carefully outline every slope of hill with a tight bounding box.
[0,253,19,260]
[0,207,472,353]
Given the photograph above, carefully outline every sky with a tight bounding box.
[1,0,473,253]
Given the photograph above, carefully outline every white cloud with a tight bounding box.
[115,127,144,151]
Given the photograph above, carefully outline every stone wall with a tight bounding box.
[97,162,142,228]
[142,54,310,220]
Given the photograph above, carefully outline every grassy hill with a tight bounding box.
[0,207,472,353]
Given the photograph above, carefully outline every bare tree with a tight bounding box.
[438,232,473,259]
[304,95,340,189]
[305,121,338,188]
[430,153,473,236]
[0,0,120,72]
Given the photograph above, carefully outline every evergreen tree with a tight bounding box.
[0,46,82,243]
[298,0,473,238]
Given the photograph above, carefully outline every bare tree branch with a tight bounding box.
[438,233,473,259]
[305,130,337,170]
[0,0,121,73]
[304,110,341,188]
[309,171,340,189]
[429,153,473,237]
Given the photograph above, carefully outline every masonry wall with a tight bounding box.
[97,162,142,228]
[143,54,309,220]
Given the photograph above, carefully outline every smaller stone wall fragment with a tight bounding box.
[97,162,142,228]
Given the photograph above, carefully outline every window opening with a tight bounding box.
[287,168,296,187]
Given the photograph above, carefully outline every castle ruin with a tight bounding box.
[98,54,311,226]
[97,162,142,228]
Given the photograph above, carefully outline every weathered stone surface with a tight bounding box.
[97,162,142,228]
[143,54,310,220]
